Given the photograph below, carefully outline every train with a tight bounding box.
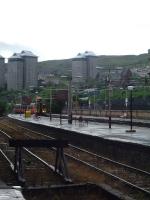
[13,103,36,114]
[13,103,47,115]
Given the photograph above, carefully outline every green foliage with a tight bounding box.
[37,54,150,76]
[38,59,72,76]
[38,88,50,99]
[52,100,65,114]
[133,87,150,98]
[93,86,150,102]
[0,100,7,115]
[96,54,149,66]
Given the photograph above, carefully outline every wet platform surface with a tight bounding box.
[9,114,150,147]
[0,188,25,200]
[0,181,25,200]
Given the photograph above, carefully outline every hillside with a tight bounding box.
[37,53,150,75]
[96,54,149,66]
[37,59,72,76]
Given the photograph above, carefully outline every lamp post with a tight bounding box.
[49,88,52,121]
[60,75,72,124]
[18,93,22,116]
[125,89,128,117]
[49,74,54,121]
[108,84,112,129]
[61,75,82,124]
[68,77,72,124]
[120,87,128,118]
[35,91,38,114]
[106,69,112,129]
[96,67,112,128]
[126,86,136,132]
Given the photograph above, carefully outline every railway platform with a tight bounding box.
[0,148,26,199]
[9,114,150,147]
[3,115,150,200]
[0,186,25,200]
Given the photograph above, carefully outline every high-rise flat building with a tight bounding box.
[21,51,38,89]
[72,51,97,83]
[7,51,38,90]
[7,53,24,90]
[0,55,6,89]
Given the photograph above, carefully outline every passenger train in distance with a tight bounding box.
[13,103,36,114]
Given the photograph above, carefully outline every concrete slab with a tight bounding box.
[0,181,7,187]
[0,188,25,200]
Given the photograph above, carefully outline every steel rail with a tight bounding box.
[0,127,71,182]
[1,122,150,176]
[8,123,150,177]
[70,144,150,176]
[0,148,14,170]
[23,148,71,182]
[2,122,150,177]
[13,124,150,194]
[0,121,150,196]
[18,144,150,197]
[64,152,150,195]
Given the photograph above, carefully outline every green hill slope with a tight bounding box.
[38,59,72,76]
[96,54,149,66]
[37,53,150,75]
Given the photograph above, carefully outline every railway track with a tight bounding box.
[0,118,150,199]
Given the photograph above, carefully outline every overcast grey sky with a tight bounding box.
[0,0,150,61]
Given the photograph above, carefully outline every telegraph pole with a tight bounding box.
[96,66,112,128]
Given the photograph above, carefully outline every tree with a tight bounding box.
[52,100,65,114]
[0,100,7,116]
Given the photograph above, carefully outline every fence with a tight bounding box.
[62,109,150,120]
